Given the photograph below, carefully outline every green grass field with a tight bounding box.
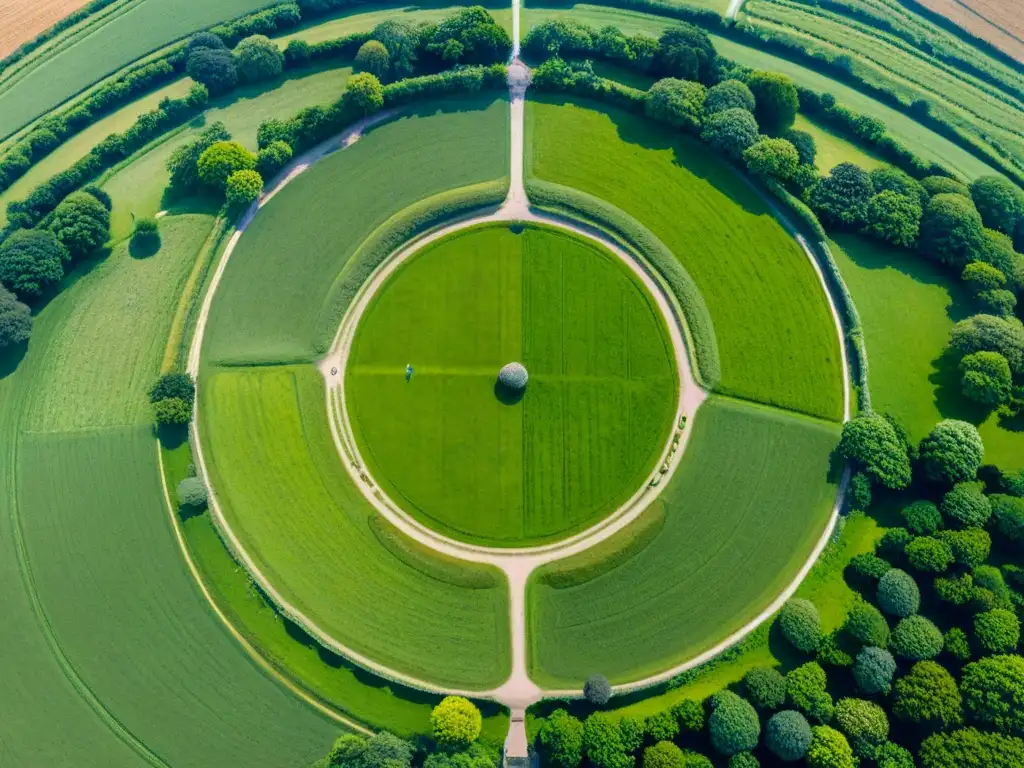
[527,396,841,687]
[793,114,887,173]
[199,364,512,688]
[202,95,509,365]
[526,98,843,421]
[347,223,678,546]
[279,3,513,42]
[830,234,1024,470]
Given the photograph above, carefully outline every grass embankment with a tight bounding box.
[348,223,678,546]
[526,98,843,421]
[830,234,1023,470]
[527,396,842,688]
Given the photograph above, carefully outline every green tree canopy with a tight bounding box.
[370,19,419,77]
[765,710,812,761]
[344,72,385,115]
[941,482,992,528]
[657,23,716,83]
[949,315,1024,375]
[838,414,912,489]
[961,655,1024,735]
[877,569,920,617]
[863,189,922,247]
[226,169,263,208]
[921,420,986,485]
[197,141,256,190]
[0,228,65,299]
[744,138,799,181]
[0,284,32,348]
[806,726,856,768]
[49,190,110,259]
[234,34,283,83]
[834,698,889,758]
[746,71,798,133]
[700,107,759,160]
[704,79,755,115]
[892,661,963,730]
[960,351,1013,405]
[355,40,390,77]
[186,47,237,95]
[431,696,482,746]
[919,727,1024,768]
[779,598,822,653]
[853,646,896,695]
[969,176,1024,235]
[744,667,786,710]
[906,536,954,574]
[810,162,875,228]
[891,615,944,660]
[645,78,706,133]
[538,709,583,768]
[844,600,890,647]
[708,691,760,756]
[644,741,685,768]
[919,193,986,269]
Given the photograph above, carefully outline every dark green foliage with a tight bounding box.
[329,731,413,768]
[892,661,963,730]
[1003,469,1024,497]
[619,717,643,754]
[132,217,160,250]
[700,108,759,161]
[974,610,1020,655]
[902,500,942,535]
[371,19,419,77]
[708,691,760,756]
[806,726,856,768]
[584,674,611,705]
[919,193,985,269]
[992,495,1024,553]
[944,627,972,661]
[960,351,1013,404]
[643,741,684,768]
[186,47,238,95]
[810,162,874,228]
[870,166,927,206]
[919,727,1024,768]
[0,229,65,298]
[834,698,888,758]
[862,190,922,247]
[355,40,389,77]
[961,655,1024,735]
[153,397,191,425]
[680,751,712,768]
[973,565,1013,610]
[906,536,954,573]
[0,285,32,347]
[949,315,1024,375]
[816,631,854,667]
[941,482,991,528]
[727,754,758,768]
[875,741,915,768]
[879,527,912,560]
[149,373,195,404]
[891,615,944,660]
[969,176,1024,235]
[583,712,631,768]
[923,175,971,197]
[935,572,975,605]
[963,262,1007,293]
[176,477,208,508]
[784,129,816,165]
[746,70,798,133]
[849,472,872,509]
[937,528,991,567]
[786,662,833,723]
[850,553,891,582]
[672,699,705,733]
[704,79,755,115]
[422,7,512,66]
[765,710,811,761]
[779,598,821,653]
[255,140,293,180]
[197,141,256,190]
[422,743,498,768]
[657,24,716,83]
[645,78,706,133]
[537,709,583,768]
[234,35,283,83]
[744,138,799,182]
[744,667,786,710]
[167,121,231,193]
[845,601,890,648]
[977,229,1016,280]
[922,421,987,485]
[977,289,1017,317]
[877,569,920,617]
[523,20,594,58]
[853,647,896,695]
[187,31,225,52]
[645,710,679,742]
[837,415,912,489]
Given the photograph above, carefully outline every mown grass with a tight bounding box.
[202,95,509,365]
[347,223,677,546]
[279,2,513,43]
[527,98,843,421]
[527,396,841,688]
[830,234,1024,470]
[199,363,512,689]
[793,114,887,173]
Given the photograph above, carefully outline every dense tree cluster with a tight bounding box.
[149,372,195,426]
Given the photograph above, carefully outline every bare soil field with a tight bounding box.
[914,0,1024,62]
[0,0,91,57]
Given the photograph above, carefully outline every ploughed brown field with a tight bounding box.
[914,0,1024,62]
[0,0,91,58]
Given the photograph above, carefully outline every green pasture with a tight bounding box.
[526,98,843,421]
[280,3,514,42]
[348,223,678,546]
[527,396,841,688]
[202,95,509,365]
[830,235,1024,470]
[793,114,886,173]
[199,364,512,689]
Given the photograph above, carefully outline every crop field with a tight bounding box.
[830,235,1024,470]
[347,223,678,546]
[199,364,512,689]
[0,0,91,57]
[527,396,841,688]
[202,95,509,366]
[526,98,843,421]
[915,0,1024,61]
[792,114,887,173]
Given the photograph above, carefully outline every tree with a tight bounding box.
[849,472,872,510]
[1004,469,1024,497]
[226,169,263,207]
[657,23,716,83]
[150,373,195,404]
[583,673,612,705]
[422,743,497,768]
[944,627,972,661]
[672,698,704,734]
[284,39,311,67]
[344,72,384,115]
[538,709,583,768]
[849,552,892,582]
[892,661,963,730]
[620,717,643,754]
[423,7,511,65]
[786,662,833,723]
[817,630,855,668]
[784,129,816,165]
[902,500,942,535]
[778,598,821,653]
[962,262,1007,293]
[978,289,1017,317]
[834,698,889,758]
[744,667,786,710]
[919,728,1024,768]
[700,108,759,160]
[919,193,985,269]
[879,527,912,560]
[837,415,912,489]
[862,190,922,247]
[875,742,915,768]
[905,536,954,573]
[806,726,856,768]
[744,138,799,181]
[132,217,160,249]
[977,228,1016,278]
[962,657,1023,737]
[949,315,1024,375]
[186,47,237,95]
[187,31,226,53]
[197,141,256,190]
[974,610,1020,655]
[960,351,1013,405]
[871,165,928,206]
[0,229,65,299]
[746,71,798,133]
[708,691,760,756]
[853,646,896,695]
[845,601,890,647]
[645,78,706,133]
[765,710,811,761]
[877,569,920,617]
[356,732,413,768]
[432,696,482,746]
[48,190,110,259]
[167,121,231,192]
[0,285,32,348]
[727,754,759,768]
[583,712,631,768]
[176,477,208,508]
[704,79,755,115]
[922,175,971,197]
[371,19,419,77]
[891,615,944,660]
[992,495,1024,551]
[920,420,986,484]
[644,741,684,768]
[154,397,192,425]
[234,35,283,83]
[809,162,874,228]
[969,176,1024,235]
[936,528,991,567]
[645,710,679,742]
[941,482,991,528]
[355,40,390,77]
[255,140,293,180]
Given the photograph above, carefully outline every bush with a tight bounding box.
[744,138,799,181]
[960,654,1024,735]
[132,217,160,248]
[891,615,944,660]
[877,569,920,617]
[673,698,705,733]
[746,70,798,133]
[355,40,389,77]
[941,482,991,528]
[992,495,1024,551]
[974,565,1013,610]
[0,229,66,299]
[344,72,384,115]
[922,175,970,197]
[704,79,755,115]
[786,662,833,723]
[969,176,1024,235]
[974,610,1020,655]
[645,710,679,742]
[902,500,943,535]
[806,726,856,768]
[919,727,1024,768]
[922,421,986,485]
[765,710,811,761]
[879,527,912,560]
[977,228,1017,279]
[817,631,855,668]
[234,35,283,83]
[892,661,963,729]
[853,646,896,695]
[701,107,759,160]
[949,315,1024,375]
[657,23,716,83]
[583,712,630,768]
[48,190,110,259]
[834,698,889,758]
[150,373,195,404]
[226,169,263,207]
[850,553,891,582]
[645,78,706,133]
[255,140,293,180]
[871,166,927,206]
[845,601,890,647]
[372,19,419,77]
[167,121,231,193]
[197,141,256,190]
[961,351,1014,405]
[837,415,912,489]
[809,162,874,228]
[154,397,192,425]
[875,741,914,768]
[963,261,1007,293]
[906,536,954,573]
[727,754,758,768]
[187,47,238,95]
[919,193,985,269]
[329,731,413,767]
[944,627,972,661]
[849,471,872,510]
[537,709,583,768]
[176,477,208,508]
[862,190,922,247]
[708,691,760,756]
[978,288,1017,317]
[619,720,644,761]
[584,674,612,705]
[744,667,786,710]
[784,128,816,165]
[0,285,32,347]
[431,697,481,746]
[644,741,684,768]
[778,599,821,653]
[937,528,991,567]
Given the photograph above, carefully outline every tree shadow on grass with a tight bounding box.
[494,380,525,405]
[929,346,993,425]
[155,422,188,450]
[0,341,27,380]
[129,234,162,259]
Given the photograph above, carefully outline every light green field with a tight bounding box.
[199,364,512,689]
[202,95,509,365]
[280,3,514,42]
[793,114,887,173]
[527,98,843,421]
[348,223,678,546]
[527,396,841,687]
[830,234,1024,470]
